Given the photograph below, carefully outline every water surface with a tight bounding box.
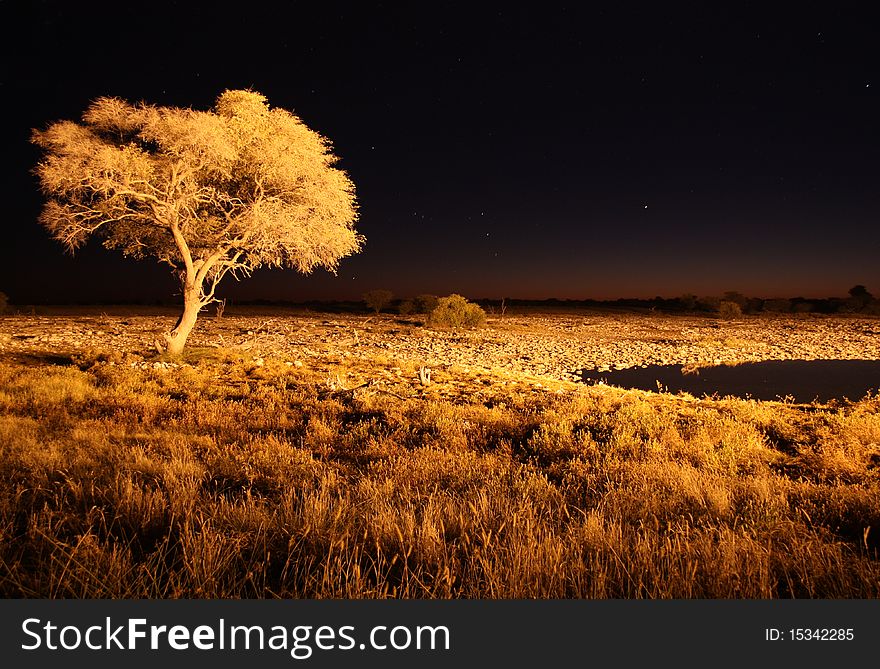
[580,359,880,403]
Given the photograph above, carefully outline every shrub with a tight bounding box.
[699,296,721,312]
[863,300,880,315]
[722,291,748,309]
[414,294,439,314]
[717,301,742,320]
[363,289,393,314]
[0,292,7,314]
[397,299,415,316]
[428,294,487,328]
[763,299,792,313]
[745,297,764,314]
[678,294,698,311]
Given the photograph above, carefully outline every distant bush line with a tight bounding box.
[463,288,880,317]
[2,287,877,317]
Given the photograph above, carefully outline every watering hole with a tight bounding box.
[580,359,880,403]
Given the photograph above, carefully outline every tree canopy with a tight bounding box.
[32,89,363,351]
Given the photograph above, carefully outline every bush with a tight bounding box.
[363,289,393,314]
[678,294,698,311]
[699,296,721,312]
[428,294,487,328]
[717,301,742,320]
[397,299,414,316]
[414,294,439,314]
[863,300,880,315]
[745,297,764,314]
[0,292,7,314]
[762,298,792,313]
[722,291,748,309]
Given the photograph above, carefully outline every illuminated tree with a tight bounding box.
[428,294,486,328]
[32,90,362,353]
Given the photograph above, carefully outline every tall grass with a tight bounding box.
[0,349,878,598]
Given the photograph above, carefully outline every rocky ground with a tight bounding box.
[1,308,878,383]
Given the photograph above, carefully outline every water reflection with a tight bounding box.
[580,359,880,403]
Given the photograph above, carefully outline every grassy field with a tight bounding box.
[1,326,879,598]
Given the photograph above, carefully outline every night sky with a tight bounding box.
[2,2,878,304]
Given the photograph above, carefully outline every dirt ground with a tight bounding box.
[1,307,878,384]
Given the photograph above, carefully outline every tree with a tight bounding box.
[362,289,393,314]
[32,90,362,353]
[848,284,873,310]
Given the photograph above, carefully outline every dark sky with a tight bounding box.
[2,1,878,303]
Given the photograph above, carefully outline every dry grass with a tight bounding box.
[0,341,878,598]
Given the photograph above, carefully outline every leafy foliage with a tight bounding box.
[413,294,439,314]
[32,90,362,350]
[848,285,874,310]
[428,294,486,328]
[762,298,792,313]
[677,294,698,311]
[718,301,743,319]
[362,289,393,314]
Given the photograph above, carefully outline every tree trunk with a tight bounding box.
[164,284,202,355]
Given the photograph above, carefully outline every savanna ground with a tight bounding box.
[0,307,878,597]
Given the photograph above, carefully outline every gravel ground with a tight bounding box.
[1,310,878,383]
